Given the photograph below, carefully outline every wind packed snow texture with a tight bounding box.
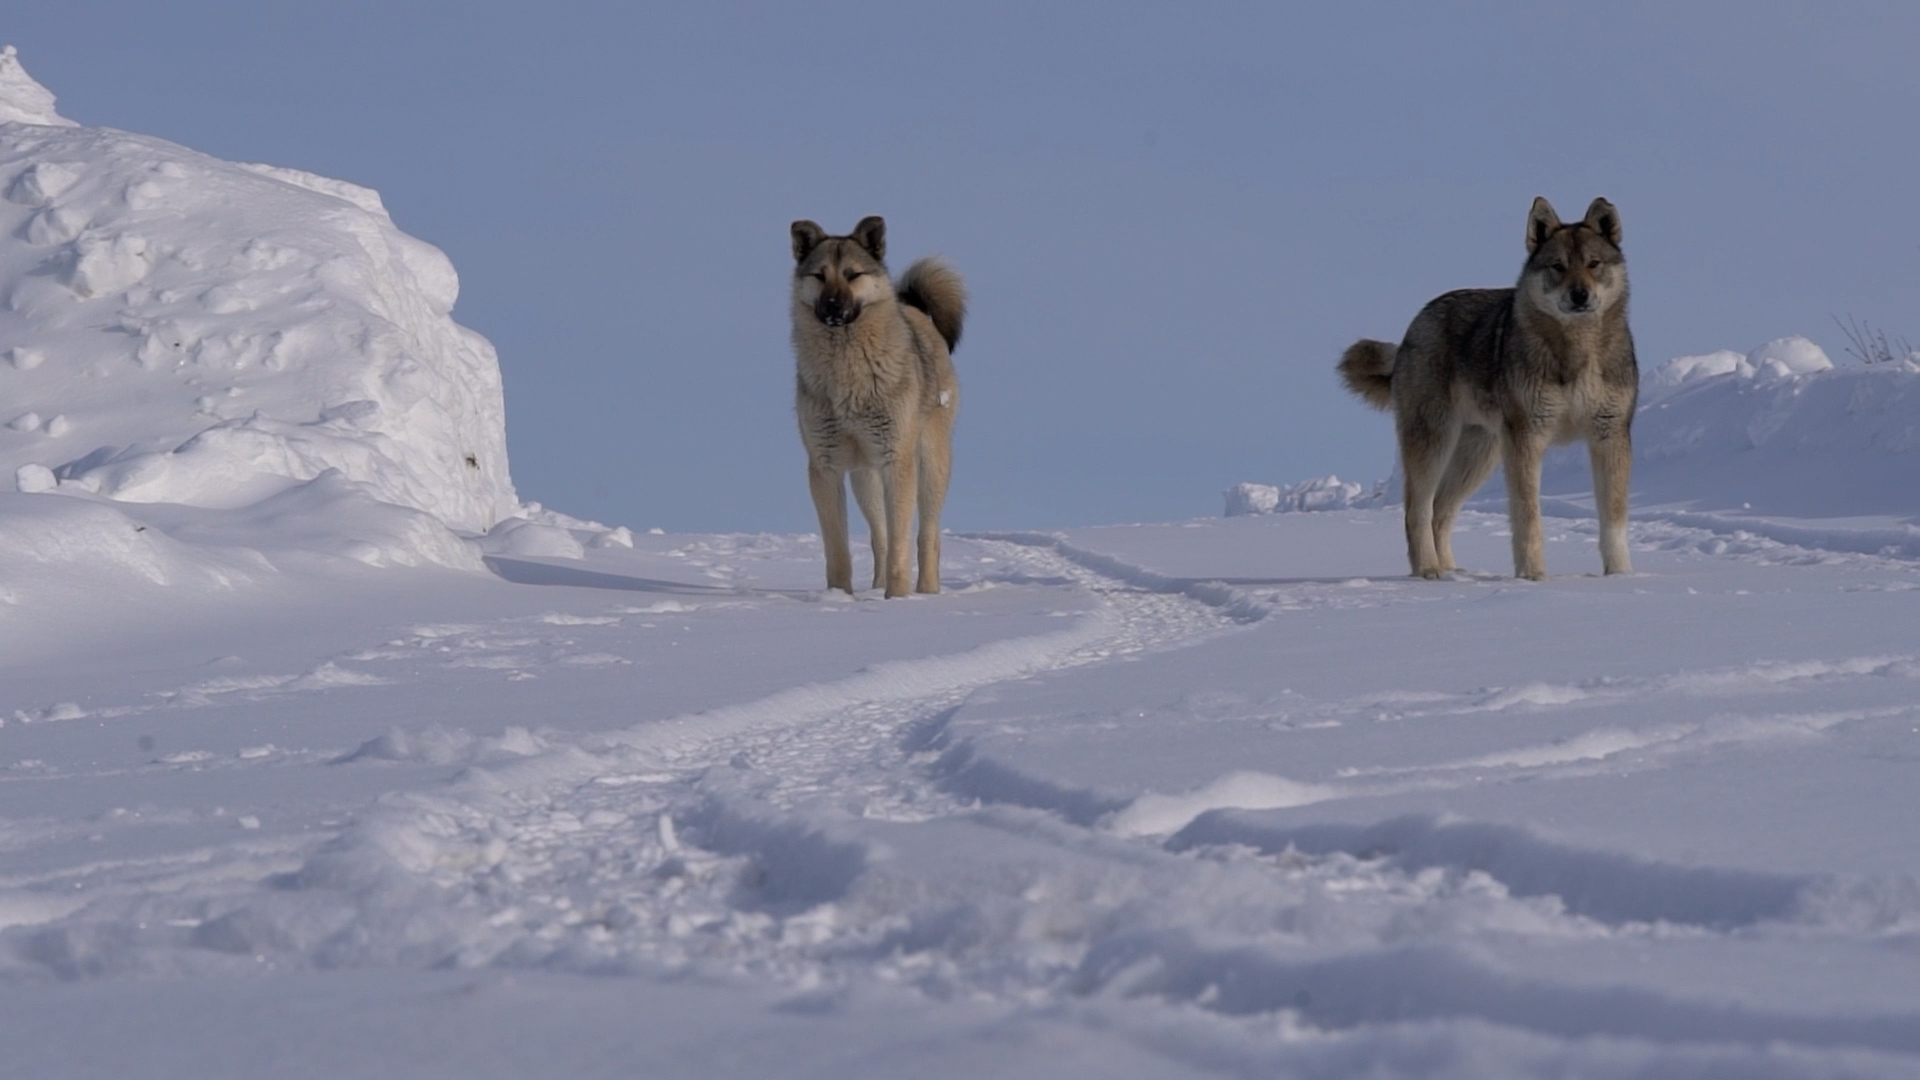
[6,47,1920,1080]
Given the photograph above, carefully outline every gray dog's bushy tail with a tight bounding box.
[1338,339,1397,410]
[898,257,967,352]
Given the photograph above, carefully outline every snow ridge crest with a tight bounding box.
[0,46,74,128]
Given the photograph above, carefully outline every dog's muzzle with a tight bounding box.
[815,296,859,327]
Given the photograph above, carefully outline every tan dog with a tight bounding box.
[790,216,965,596]
[1340,197,1638,580]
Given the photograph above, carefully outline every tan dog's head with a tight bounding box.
[791,216,892,328]
[1521,197,1627,320]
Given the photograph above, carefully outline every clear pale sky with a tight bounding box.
[9,3,1918,531]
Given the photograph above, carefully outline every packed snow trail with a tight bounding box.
[3,536,1246,971]
[444,523,1920,1069]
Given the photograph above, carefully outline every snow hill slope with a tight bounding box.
[0,45,515,546]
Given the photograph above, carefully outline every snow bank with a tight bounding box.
[1542,335,1920,517]
[1288,334,1919,521]
[478,502,635,560]
[0,47,520,580]
[1646,335,1836,392]
[1224,476,1385,517]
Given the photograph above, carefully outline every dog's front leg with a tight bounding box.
[850,468,888,591]
[881,446,918,598]
[808,463,854,593]
[1590,431,1633,574]
[1501,426,1550,580]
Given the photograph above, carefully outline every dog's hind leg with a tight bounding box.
[914,417,953,594]
[1590,431,1633,574]
[808,463,854,593]
[1432,424,1500,572]
[1501,426,1551,580]
[1398,413,1459,579]
[850,467,888,591]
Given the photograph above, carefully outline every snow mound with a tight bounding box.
[1541,335,1920,517]
[1307,334,1918,521]
[1647,335,1835,392]
[478,502,635,561]
[0,47,517,542]
[1108,770,1343,837]
[1225,475,1385,517]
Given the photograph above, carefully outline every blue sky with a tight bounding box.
[10,3,1918,530]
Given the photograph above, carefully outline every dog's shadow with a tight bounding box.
[483,556,815,597]
[1177,576,1393,587]
[485,559,1453,598]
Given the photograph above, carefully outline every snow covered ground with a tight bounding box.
[5,48,1920,1079]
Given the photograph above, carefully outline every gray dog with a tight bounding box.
[1340,197,1637,580]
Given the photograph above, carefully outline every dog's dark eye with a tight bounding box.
[845,271,864,281]
[1587,259,1601,270]
[809,271,826,280]
[1550,262,1566,273]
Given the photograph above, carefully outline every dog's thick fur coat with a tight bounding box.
[1340,196,1638,580]
[791,216,965,596]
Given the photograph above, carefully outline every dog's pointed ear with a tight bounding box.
[1583,197,1622,246]
[851,215,886,260]
[1526,197,1561,253]
[791,220,826,262]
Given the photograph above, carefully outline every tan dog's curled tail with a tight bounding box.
[897,257,967,352]
[1338,339,1397,410]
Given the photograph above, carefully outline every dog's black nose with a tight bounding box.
[1567,285,1590,309]
[816,295,857,326]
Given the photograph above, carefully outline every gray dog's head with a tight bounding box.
[1521,197,1627,320]
[791,216,891,328]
